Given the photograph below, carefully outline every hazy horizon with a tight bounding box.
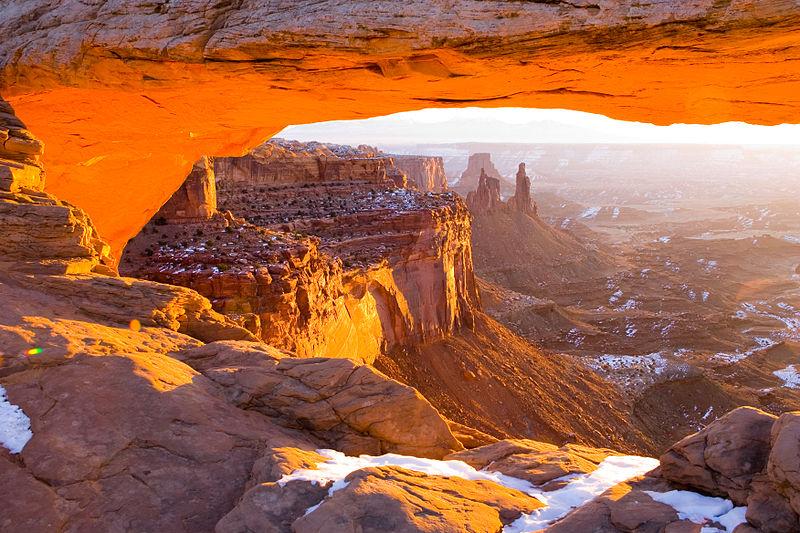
[277,107,800,146]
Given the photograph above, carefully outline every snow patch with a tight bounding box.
[282,449,658,531]
[506,455,659,532]
[644,490,745,532]
[589,352,667,374]
[0,385,33,454]
[580,206,601,220]
[773,365,800,389]
[279,449,535,505]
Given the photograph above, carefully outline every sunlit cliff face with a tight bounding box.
[2,1,800,256]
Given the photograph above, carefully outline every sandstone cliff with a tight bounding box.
[214,139,394,188]
[123,141,478,364]
[392,155,448,192]
[155,156,217,222]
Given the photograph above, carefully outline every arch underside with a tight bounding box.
[2,0,799,254]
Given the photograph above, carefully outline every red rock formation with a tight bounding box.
[0,99,115,276]
[214,139,393,188]
[658,407,800,531]
[155,156,216,222]
[392,155,448,192]
[457,153,509,196]
[122,141,479,364]
[465,168,502,215]
[507,162,537,216]
[2,4,800,252]
[0,97,44,193]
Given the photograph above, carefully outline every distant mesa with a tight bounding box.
[213,138,447,193]
[455,153,514,197]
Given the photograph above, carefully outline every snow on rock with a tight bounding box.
[773,365,800,389]
[278,448,535,501]
[280,449,659,532]
[644,490,746,532]
[588,352,667,374]
[580,206,601,220]
[506,455,660,532]
[0,384,33,454]
[713,337,777,364]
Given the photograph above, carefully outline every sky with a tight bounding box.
[277,107,800,146]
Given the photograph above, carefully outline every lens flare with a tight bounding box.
[129,319,142,332]
[26,347,43,355]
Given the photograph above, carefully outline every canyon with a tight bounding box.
[3,2,800,532]
[122,140,478,364]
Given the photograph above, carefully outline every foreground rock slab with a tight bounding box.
[178,341,464,458]
[293,466,542,533]
[1,352,316,532]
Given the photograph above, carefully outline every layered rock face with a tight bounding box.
[392,155,448,192]
[0,96,43,193]
[0,99,115,276]
[214,139,394,188]
[122,140,479,363]
[155,156,216,222]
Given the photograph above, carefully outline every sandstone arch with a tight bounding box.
[2,1,799,255]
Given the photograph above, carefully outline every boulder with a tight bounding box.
[546,477,685,533]
[215,479,328,533]
[292,466,543,533]
[767,412,800,517]
[178,341,464,458]
[745,472,799,533]
[0,189,114,274]
[659,406,776,504]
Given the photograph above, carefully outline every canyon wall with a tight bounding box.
[123,141,478,363]
[214,140,394,188]
[155,156,217,223]
[2,3,799,253]
[392,155,448,192]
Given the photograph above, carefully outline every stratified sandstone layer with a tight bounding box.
[122,140,478,363]
[155,156,217,222]
[2,2,800,252]
[392,155,448,192]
